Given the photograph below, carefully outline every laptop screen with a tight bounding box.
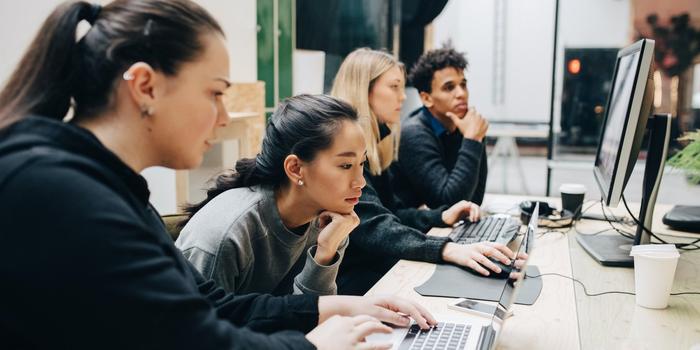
[489,203,538,329]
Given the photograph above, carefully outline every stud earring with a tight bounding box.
[123,71,134,81]
[298,179,304,186]
[140,104,154,117]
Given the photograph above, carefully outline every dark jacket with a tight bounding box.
[0,117,317,349]
[337,124,451,295]
[393,107,487,208]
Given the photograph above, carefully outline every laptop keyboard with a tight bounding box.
[449,216,520,245]
[398,322,471,350]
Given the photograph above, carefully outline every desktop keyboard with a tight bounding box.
[399,322,471,350]
[449,215,520,245]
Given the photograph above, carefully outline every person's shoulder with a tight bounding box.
[1,149,118,202]
[401,113,430,133]
[178,186,265,247]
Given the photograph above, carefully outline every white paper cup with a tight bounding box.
[630,244,680,309]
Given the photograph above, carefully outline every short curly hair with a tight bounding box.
[408,47,468,93]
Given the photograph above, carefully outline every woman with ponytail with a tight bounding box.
[330,48,526,295]
[0,2,436,349]
[176,94,366,296]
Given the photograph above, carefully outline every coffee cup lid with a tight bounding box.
[630,244,679,258]
[559,183,586,194]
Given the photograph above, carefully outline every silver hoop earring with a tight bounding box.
[298,179,304,186]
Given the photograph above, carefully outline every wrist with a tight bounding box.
[318,295,348,323]
[462,132,480,141]
[441,242,457,263]
[313,245,336,265]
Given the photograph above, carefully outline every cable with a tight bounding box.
[526,272,700,297]
[572,224,614,236]
[580,200,599,216]
[599,200,636,239]
[527,272,634,296]
[620,195,700,250]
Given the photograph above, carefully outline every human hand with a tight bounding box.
[306,314,392,350]
[447,107,488,142]
[442,241,526,276]
[441,200,481,226]
[508,251,530,280]
[315,210,360,265]
[318,295,437,330]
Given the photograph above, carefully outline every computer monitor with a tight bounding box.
[578,38,672,267]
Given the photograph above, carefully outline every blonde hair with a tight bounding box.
[331,48,404,176]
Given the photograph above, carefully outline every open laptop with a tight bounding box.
[368,203,538,350]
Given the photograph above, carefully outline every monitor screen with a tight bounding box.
[593,39,654,207]
[597,51,640,184]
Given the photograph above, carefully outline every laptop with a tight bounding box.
[367,203,539,350]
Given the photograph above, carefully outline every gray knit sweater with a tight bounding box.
[175,185,347,296]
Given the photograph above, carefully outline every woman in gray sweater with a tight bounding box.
[176,95,366,296]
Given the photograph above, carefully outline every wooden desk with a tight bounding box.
[366,194,700,349]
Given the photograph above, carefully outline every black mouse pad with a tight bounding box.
[414,264,543,305]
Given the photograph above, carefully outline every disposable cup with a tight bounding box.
[629,244,680,309]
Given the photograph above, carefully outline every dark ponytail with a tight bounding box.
[180,94,359,227]
[0,0,223,130]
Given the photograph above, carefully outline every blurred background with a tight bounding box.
[1,0,699,214]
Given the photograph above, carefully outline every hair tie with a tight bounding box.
[86,3,102,24]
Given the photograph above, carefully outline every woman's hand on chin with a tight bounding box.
[314,210,360,264]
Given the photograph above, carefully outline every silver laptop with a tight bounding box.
[368,203,538,350]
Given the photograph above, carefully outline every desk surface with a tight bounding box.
[366,194,700,350]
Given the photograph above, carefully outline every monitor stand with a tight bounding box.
[577,114,672,267]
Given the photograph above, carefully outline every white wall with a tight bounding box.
[433,0,556,123]
[0,0,258,214]
[432,0,631,125]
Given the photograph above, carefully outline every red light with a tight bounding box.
[568,59,581,74]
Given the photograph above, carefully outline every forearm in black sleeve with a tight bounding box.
[394,206,447,233]
[352,180,450,263]
[192,263,319,334]
[471,147,488,205]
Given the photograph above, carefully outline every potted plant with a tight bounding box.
[668,130,700,184]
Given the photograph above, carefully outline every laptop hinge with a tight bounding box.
[476,324,497,350]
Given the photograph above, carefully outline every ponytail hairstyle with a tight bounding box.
[180,94,358,227]
[0,0,223,130]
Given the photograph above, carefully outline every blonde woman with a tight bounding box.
[331,48,525,295]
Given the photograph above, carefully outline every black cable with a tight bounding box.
[620,195,700,250]
[599,200,635,239]
[526,272,700,297]
[527,272,635,296]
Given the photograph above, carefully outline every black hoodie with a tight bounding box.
[0,116,317,349]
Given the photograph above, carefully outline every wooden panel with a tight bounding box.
[222,82,265,156]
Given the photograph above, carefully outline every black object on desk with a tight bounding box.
[662,205,700,233]
[414,264,543,305]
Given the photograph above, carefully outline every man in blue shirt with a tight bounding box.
[393,47,489,208]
